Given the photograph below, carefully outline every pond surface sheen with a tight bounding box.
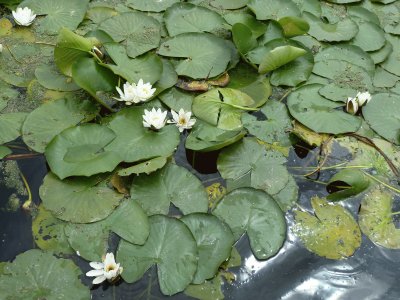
[1,141,400,300]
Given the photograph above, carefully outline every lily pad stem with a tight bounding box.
[19,170,33,211]
[278,89,293,102]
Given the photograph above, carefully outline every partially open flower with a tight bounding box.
[12,7,36,26]
[346,97,359,115]
[356,91,372,106]
[143,108,167,130]
[86,253,123,285]
[168,108,196,132]
[115,82,139,105]
[135,79,156,102]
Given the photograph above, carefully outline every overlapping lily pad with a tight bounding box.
[247,0,300,20]
[0,112,27,144]
[131,163,208,215]
[127,0,180,12]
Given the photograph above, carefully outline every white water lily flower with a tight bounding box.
[168,108,196,132]
[86,253,123,285]
[143,108,167,130]
[0,44,2,53]
[356,91,372,106]
[115,82,140,105]
[12,7,36,26]
[135,79,156,102]
[346,97,359,115]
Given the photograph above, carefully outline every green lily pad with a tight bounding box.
[158,32,232,79]
[293,196,362,259]
[287,84,362,134]
[65,199,149,261]
[350,19,386,52]
[273,175,299,211]
[0,146,11,159]
[20,0,89,35]
[158,87,193,112]
[359,187,400,249]
[117,215,198,295]
[102,43,162,85]
[181,213,234,284]
[362,93,400,145]
[347,6,381,25]
[0,250,90,300]
[213,188,286,260]
[242,100,292,146]
[131,163,208,215]
[127,0,179,12]
[373,66,399,88]
[192,88,255,131]
[326,169,370,201]
[40,172,123,223]
[184,275,224,300]
[164,3,226,36]
[369,40,393,64]
[232,23,258,54]
[22,97,99,153]
[292,0,321,15]
[278,16,310,37]
[153,59,178,95]
[210,0,248,9]
[381,34,400,76]
[45,124,122,179]
[32,205,74,255]
[0,112,27,144]
[186,120,246,152]
[303,12,358,42]
[224,13,267,38]
[104,107,180,163]
[118,156,168,176]
[35,64,80,92]
[247,0,300,21]
[259,45,307,74]
[99,12,161,58]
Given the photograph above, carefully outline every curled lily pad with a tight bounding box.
[293,196,362,259]
[181,213,234,284]
[359,187,400,249]
[258,45,307,74]
[326,169,370,201]
[118,156,168,176]
[277,16,310,37]
[213,188,286,260]
[65,199,149,261]
[22,97,99,153]
[39,172,123,223]
[45,124,122,179]
[131,163,208,215]
[117,215,198,295]
[0,250,90,300]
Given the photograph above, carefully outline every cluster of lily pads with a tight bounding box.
[0,0,400,299]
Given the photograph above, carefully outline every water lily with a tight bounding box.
[12,7,36,26]
[115,82,140,105]
[168,108,196,132]
[86,253,123,285]
[135,79,156,102]
[356,91,372,106]
[0,44,2,53]
[346,97,359,115]
[143,108,167,130]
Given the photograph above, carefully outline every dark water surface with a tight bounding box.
[1,138,400,300]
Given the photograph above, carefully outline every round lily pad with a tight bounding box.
[369,40,393,64]
[131,163,208,215]
[117,215,198,295]
[247,0,300,20]
[22,97,99,153]
[350,19,386,52]
[0,249,90,300]
[104,107,180,163]
[127,0,180,12]
[362,93,400,145]
[39,172,123,223]
[45,124,122,179]
[213,188,286,260]
[287,84,362,134]
[35,64,80,92]
[181,213,234,284]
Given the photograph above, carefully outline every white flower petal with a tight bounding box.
[103,253,116,266]
[86,269,104,277]
[92,275,107,285]
[89,262,104,270]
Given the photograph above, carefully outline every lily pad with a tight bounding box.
[373,66,399,88]
[258,45,307,74]
[104,107,180,163]
[278,16,310,37]
[117,215,198,295]
[0,146,11,159]
[232,23,258,55]
[369,40,393,64]
[326,169,370,201]
[247,0,300,20]
[39,172,123,223]
[210,0,248,9]
[20,0,89,35]
[22,97,99,153]
[45,124,122,179]
[359,187,400,249]
[224,13,267,38]
[127,0,180,12]
[35,64,80,92]
[350,19,386,52]
[65,199,149,261]
[158,32,232,79]
[287,84,362,134]
[131,163,208,215]
[381,34,400,76]
[0,250,90,300]
[181,213,234,284]
[99,12,161,58]
[362,93,400,145]
[293,196,362,259]
[118,156,168,176]
[0,112,27,144]
[164,3,226,36]
[32,205,74,255]
[213,188,286,260]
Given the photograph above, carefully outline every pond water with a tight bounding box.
[1,138,399,300]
